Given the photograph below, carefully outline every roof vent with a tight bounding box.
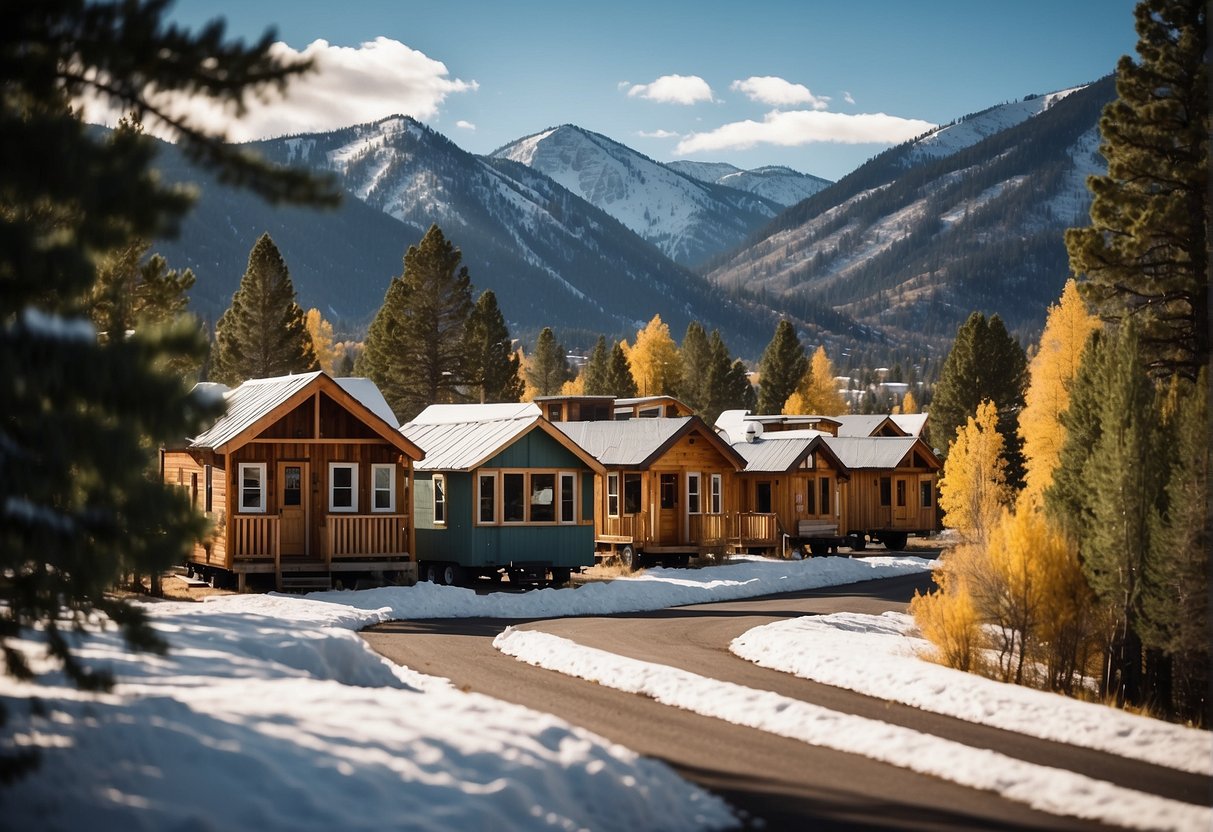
[744,421,760,443]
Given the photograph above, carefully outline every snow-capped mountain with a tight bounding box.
[704,77,1115,352]
[666,161,832,207]
[491,125,782,267]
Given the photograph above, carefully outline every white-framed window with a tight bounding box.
[686,472,701,515]
[432,473,446,526]
[329,462,358,512]
[238,463,266,513]
[607,473,620,518]
[371,464,395,513]
[559,473,576,524]
[477,472,497,524]
[710,474,722,515]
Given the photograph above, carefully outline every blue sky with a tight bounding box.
[166,0,1139,180]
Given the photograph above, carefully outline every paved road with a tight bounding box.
[363,572,1210,831]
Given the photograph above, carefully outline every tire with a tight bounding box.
[619,545,636,573]
[808,540,829,558]
[441,563,463,587]
[550,567,572,587]
[849,534,867,552]
[883,532,909,551]
[424,564,439,583]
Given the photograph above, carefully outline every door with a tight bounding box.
[893,476,912,525]
[755,481,773,514]
[657,473,679,544]
[278,462,308,556]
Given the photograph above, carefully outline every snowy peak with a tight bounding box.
[493,125,782,267]
[667,160,832,207]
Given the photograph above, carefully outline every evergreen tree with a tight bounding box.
[582,336,611,396]
[0,0,335,769]
[305,308,337,375]
[625,315,681,397]
[701,330,754,426]
[465,290,523,403]
[677,321,712,412]
[357,224,473,420]
[756,320,807,415]
[929,312,1027,487]
[605,341,639,397]
[211,233,318,385]
[527,327,571,396]
[1065,0,1209,381]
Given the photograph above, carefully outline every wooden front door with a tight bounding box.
[657,472,679,544]
[278,462,309,556]
[893,475,912,524]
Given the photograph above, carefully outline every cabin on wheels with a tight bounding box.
[161,372,423,591]
[556,417,746,570]
[822,435,942,550]
[612,395,694,420]
[400,404,604,587]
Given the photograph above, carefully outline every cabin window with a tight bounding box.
[238,463,266,513]
[478,473,497,524]
[530,473,556,523]
[896,479,907,508]
[190,473,199,508]
[710,474,722,515]
[879,476,892,507]
[638,406,661,418]
[687,473,701,515]
[805,478,816,515]
[607,473,620,517]
[503,473,526,523]
[329,463,358,512]
[659,474,678,509]
[432,474,446,525]
[819,477,831,516]
[920,479,934,509]
[371,464,395,512]
[204,465,213,513]
[623,473,642,514]
[547,404,561,422]
[559,473,576,523]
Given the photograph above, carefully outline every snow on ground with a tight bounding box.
[495,629,1211,832]
[729,611,1213,777]
[0,556,931,831]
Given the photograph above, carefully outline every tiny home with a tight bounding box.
[401,404,604,586]
[832,415,909,438]
[557,417,746,569]
[613,395,694,420]
[162,372,423,591]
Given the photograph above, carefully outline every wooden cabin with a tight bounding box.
[612,395,694,420]
[729,434,852,556]
[533,395,616,424]
[832,415,910,437]
[556,417,746,568]
[400,404,604,586]
[822,435,942,550]
[162,372,423,591]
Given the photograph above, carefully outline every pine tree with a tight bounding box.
[625,315,681,397]
[305,308,337,375]
[211,233,318,385]
[929,312,1027,487]
[756,320,807,414]
[677,321,712,413]
[0,0,335,769]
[582,336,611,396]
[357,224,473,420]
[527,327,571,396]
[938,400,1012,547]
[465,290,523,403]
[1018,281,1100,502]
[701,330,754,426]
[1065,0,1209,381]
[605,341,638,397]
[785,346,847,415]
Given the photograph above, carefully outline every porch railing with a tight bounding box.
[733,512,778,546]
[326,514,409,561]
[233,515,279,558]
[599,512,650,545]
[689,514,729,546]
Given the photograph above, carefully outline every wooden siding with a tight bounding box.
[736,453,848,546]
[844,469,938,535]
[165,450,228,568]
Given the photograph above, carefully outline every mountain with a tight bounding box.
[491,125,783,267]
[666,160,831,207]
[703,76,1114,355]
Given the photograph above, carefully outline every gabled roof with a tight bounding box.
[189,372,422,459]
[402,404,603,473]
[891,413,930,437]
[822,436,940,471]
[556,417,745,469]
[714,409,836,444]
[729,434,848,475]
[833,414,908,437]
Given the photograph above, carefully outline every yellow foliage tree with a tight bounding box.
[1018,280,1099,501]
[901,390,918,414]
[909,559,984,673]
[305,308,337,374]
[625,315,681,397]
[560,375,585,396]
[938,399,1011,546]
[784,346,846,415]
[518,348,539,402]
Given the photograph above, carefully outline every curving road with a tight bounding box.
[362,572,1211,831]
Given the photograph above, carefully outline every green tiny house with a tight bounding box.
[402,404,604,586]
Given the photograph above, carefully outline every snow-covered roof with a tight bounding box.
[822,436,923,470]
[402,404,599,472]
[335,377,399,429]
[714,410,835,444]
[833,415,906,437]
[891,413,929,437]
[411,403,540,425]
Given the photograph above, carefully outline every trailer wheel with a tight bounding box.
[883,532,909,551]
[620,545,636,573]
[424,564,439,583]
[808,540,829,558]
[441,564,463,587]
[550,567,572,587]
[848,534,867,552]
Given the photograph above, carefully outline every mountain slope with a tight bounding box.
[491,125,782,267]
[704,76,1114,351]
[666,160,831,207]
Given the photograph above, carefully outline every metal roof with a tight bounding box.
[823,436,919,470]
[335,377,399,428]
[833,415,902,437]
[556,418,694,467]
[402,411,545,471]
[730,436,816,472]
[411,403,540,425]
[891,413,929,437]
[191,372,323,449]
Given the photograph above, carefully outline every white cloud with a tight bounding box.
[78,37,477,141]
[455,120,476,131]
[675,109,936,153]
[626,74,714,105]
[637,129,680,139]
[843,91,856,105]
[731,76,829,109]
